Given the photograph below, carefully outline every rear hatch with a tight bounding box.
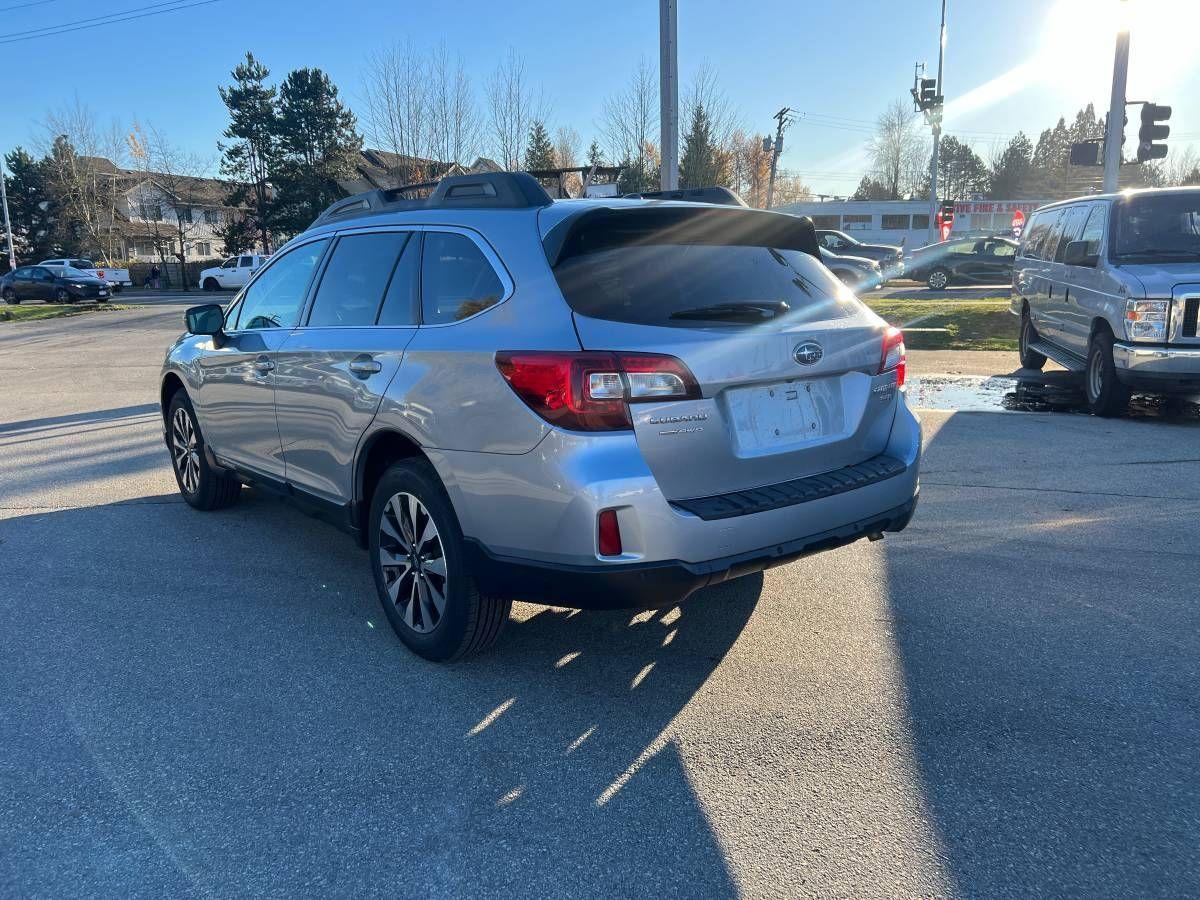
[547,205,901,501]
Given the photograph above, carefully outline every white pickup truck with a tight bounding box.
[39,258,132,292]
[198,254,269,291]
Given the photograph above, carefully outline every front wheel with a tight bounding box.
[1018,313,1047,370]
[369,459,510,661]
[54,288,70,303]
[167,392,242,509]
[926,268,951,290]
[2,288,17,304]
[203,277,219,292]
[1085,330,1130,418]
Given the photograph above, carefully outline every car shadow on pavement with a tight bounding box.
[883,410,1200,897]
[0,488,757,897]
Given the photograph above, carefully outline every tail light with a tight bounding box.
[878,327,906,386]
[597,508,622,556]
[495,351,700,432]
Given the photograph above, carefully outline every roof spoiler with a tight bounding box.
[620,186,747,207]
[312,172,553,228]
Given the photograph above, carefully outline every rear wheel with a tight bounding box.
[203,277,219,292]
[369,459,510,661]
[1085,329,1130,418]
[2,288,17,304]
[167,391,242,509]
[926,268,951,290]
[1018,311,1047,370]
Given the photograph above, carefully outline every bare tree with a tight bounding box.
[1160,144,1200,186]
[428,44,479,167]
[683,61,737,150]
[486,48,544,170]
[361,40,431,179]
[554,125,580,168]
[38,98,128,263]
[866,99,928,199]
[601,58,657,165]
[728,130,772,207]
[771,169,813,206]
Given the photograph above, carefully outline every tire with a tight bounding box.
[113,284,123,294]
[369,459,511,661]
[2,288,16,304]
[1018,311,1047,370]
[167,391,242,510]
[203,277,219,292]
[926,268,951,290]
[1085,329,1130,418]
[54,288,70,303]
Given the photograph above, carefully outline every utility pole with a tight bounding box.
[0,158,15,273]
[765,107,794,209]
[1103,0,1131,192]
[659,0,679,191]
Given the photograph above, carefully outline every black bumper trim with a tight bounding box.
[463,494,918,611]
[669,454,908,521]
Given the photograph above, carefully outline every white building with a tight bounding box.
[774,199,1045,248]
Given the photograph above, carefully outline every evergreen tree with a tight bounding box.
[988,132,1034,199]
[3,148,58,263]
[271,67,363,236]
[586,139,604,168]
[523,120,556,171]
[937,136,990,200]
[679,103,728,188]
[218,52,278,252]
[851,175,892,201]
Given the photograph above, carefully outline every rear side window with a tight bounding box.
[552,221,855,329]
[421,232,505,324]
[307,231,411,327]
[239,256,254,267]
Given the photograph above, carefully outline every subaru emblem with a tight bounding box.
[793,341,823,366]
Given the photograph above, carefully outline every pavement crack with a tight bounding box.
[921,480,1200,502]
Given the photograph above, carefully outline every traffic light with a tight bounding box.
[1137,103,1171,163]
[920,78,938,110]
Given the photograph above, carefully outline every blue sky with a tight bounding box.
[3,0,1198,194]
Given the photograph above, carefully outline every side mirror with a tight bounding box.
[185,303,225,337]
[1063,240,1098,268]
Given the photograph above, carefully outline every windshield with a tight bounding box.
[1113,192,1200,260]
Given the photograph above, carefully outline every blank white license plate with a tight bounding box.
[726,378,844,453]
[98,290,108,296]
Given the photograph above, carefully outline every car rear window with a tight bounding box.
[550,210,854,329]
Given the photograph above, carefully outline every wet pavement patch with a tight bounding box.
[906,373,1200,421]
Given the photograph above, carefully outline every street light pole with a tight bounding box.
[1103,2,1131,192]
[659,0,679,191]
[0,159,16,273]
[927,0,947,246]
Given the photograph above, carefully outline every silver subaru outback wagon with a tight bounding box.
[160,173,921,661]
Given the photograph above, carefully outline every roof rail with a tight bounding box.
[621,186,747,207]
[311,171,553,228]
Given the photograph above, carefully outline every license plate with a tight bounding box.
[98,290,108,297]
[726,378,845,453]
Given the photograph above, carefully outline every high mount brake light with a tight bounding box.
[495,351,701,431]
[878,327,906,386]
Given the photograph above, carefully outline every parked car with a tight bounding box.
[1013,187,1200,416]
[905,236,1018,289]
[198,253,269,291]
[38,257,131,292]
[160,173,921,661]
[815,229,903,270]
[819,246,883,289]
[1,265,110,303]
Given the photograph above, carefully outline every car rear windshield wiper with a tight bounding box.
[668,301,791,322]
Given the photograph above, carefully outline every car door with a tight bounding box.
[191,237,330,478]
[980,239,1017,282]
[273,229,419,503]
[1058,202,1109,355]
[214,257,238,289]
[1044,205,1088,347]
[28,266,55,301]
[235,255,257,288]
[953,240,992,282]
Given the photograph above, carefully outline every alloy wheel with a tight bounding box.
[171,406,201,494]
[378,492,448,634]
[928,270,948,290]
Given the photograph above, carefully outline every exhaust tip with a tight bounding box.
[867,531,885,542]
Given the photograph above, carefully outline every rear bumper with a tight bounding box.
[464,495,918,610]
[1113,342,1200,393]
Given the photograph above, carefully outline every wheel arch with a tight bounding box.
[160,372,186,424]
[1090,316,1116,342]
[354,428,431,542]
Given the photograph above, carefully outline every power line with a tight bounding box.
[0,0,222,43]
[0,0,60,12]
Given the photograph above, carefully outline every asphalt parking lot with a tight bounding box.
[2,303,1198,898]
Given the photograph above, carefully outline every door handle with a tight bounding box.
[349,355,382,377]
[253,355,274,374]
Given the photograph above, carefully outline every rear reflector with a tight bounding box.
[597,508,622,556]
[878,327,906,387]
[495,351,700,432]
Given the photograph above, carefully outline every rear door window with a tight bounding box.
[420,232,505,324]
[306,231,411,327]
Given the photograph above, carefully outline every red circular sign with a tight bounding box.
[1011,209,1026,227]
